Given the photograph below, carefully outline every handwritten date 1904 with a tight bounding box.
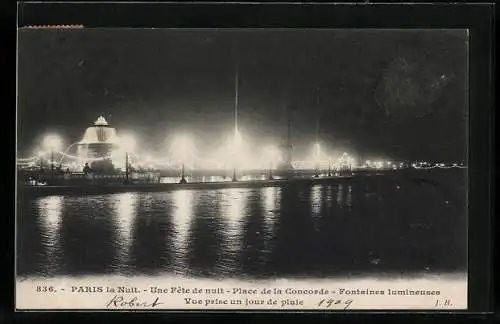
[318,299,353,309]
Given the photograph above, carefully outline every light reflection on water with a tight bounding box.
[220,188,247,274]
[37,196,63,274]
[337,184,344,206]
[347,185,353,208]
[113,193,137,269]
[171,190,194,275]
[262,186,280,242]
[17,179,467,278]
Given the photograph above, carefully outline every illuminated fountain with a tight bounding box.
[76,116,121,172]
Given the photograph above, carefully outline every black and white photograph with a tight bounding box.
[16,26,469,310]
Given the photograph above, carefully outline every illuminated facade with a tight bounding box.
[76,116,121,172]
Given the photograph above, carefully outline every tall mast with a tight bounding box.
[231,61,240,182]
[286,101,293,170]
[287,103,291,146]
[234,63,239,134]
[315,87,320,142]
[314,87,321,177]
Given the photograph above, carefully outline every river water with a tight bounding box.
[16,172,467,279]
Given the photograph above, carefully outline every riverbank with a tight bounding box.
[17,168,466,198]
[18,175,357,197]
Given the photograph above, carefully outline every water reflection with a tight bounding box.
[59,197,117,275]
[129,194,174,274]
[171,190,194,274]
[240,190,267,277]
[186,191,225,277]
[337,184,344,206]
[220,188,248,275]
[317,186,332,224]
[311,185,322,229]
[18,173,468,278]
[262,187,280,243]
[112,193,137,271]
[270,184,317,276]
[37,196,63,274]
[347,185,353,208]
[16,199,43,276]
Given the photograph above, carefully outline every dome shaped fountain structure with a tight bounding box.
[77,116,121,173]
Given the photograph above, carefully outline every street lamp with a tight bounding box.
[43,134,62,179]
[171,134,195,184]
[119,134,136,184]
[328,156,332,177]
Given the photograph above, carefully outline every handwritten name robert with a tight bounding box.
[106,295,164,308]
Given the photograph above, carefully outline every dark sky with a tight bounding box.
[17,28,468,162]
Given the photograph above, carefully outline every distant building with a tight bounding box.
[76,116,121,172]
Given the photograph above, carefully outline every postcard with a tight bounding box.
[16,26,468,311]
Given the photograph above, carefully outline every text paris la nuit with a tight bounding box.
[69,286,442,296]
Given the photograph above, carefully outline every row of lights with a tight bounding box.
[24,134,354,171]
[22,134,465,178]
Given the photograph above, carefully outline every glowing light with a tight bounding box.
[311,184,322,215]
[262,187,280,243]
[170,134,195,163]
[94,116,109,126]
[43,134,62,151]
[114,193,137,266]
[313,143,321,162]
[233,128,243,148]
[37,196,63,271]
[171,190,194,272]
[263,145,281,169]
[119,134,136,152]
[224,129,250,169]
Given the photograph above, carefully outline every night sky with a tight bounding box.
[17,28,468,162]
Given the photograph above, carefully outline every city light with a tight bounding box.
[43,134,62,151]
[263,145,281,169]
[170,134,195,162]
[170,134,196,183]
[119,134,136,153]
[313,143,321,162]
[225,128,250,169]
[18,128,467,175]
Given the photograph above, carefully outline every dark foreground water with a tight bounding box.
[17,171,467,279]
